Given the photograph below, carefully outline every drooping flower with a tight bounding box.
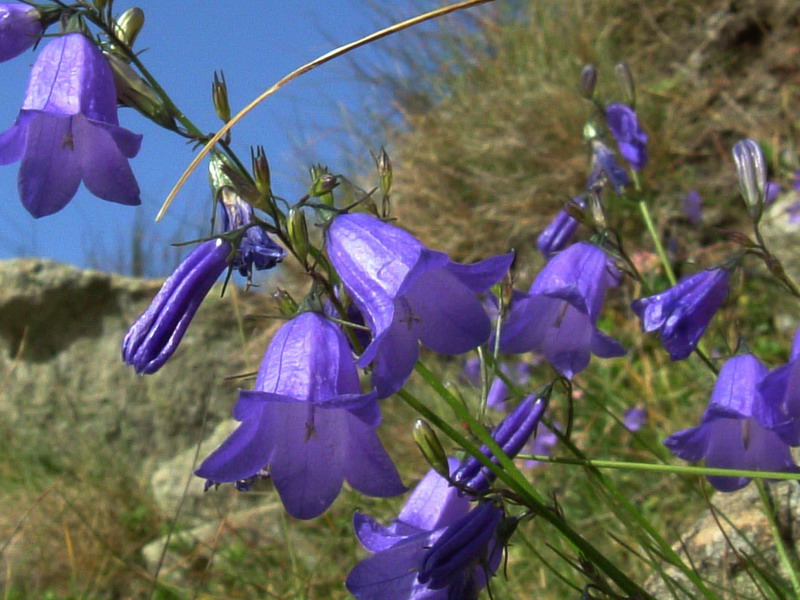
[196,312,405,519]
[0,32,142,217]
[327,213,513,398]
[346,460,503,600]
[499,242,626,378]
[122,239,231,374]
[665,354,798,492]
[606,103,648,171]
[588,140,631,193]
[758,326,800,445]
[682,190,702,225]
[217,187,285,279]
[632,267,729,361]
[537,197,585,259]
[0,4,42,62]
[485,377,509,409]
[452,395,546,494]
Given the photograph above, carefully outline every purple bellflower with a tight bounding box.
[632,267,729,361]
[0,32,142,217]
[122,239,230,374]
[346,459,502,600]
[486,377,509,409]
[196,312,405,519]
[758,326,800,445]
[606,103,648,171]
[537,197,586,259]
[523,421,559,468]
[665,354,798,492]
[588,140,631,193]
[0,4,42,62]
[452,395,547,494]
[218,188,285,279]
[499,242,626,378]
[327,213,513,398]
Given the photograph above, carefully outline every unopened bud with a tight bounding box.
[287,208,309,264]
[273,289,298,317]
[413,420,450,480]
[614,62,636,107]
[375,147,392,196]
[733,138,767,223]
[93,0,107,11]
[104,53,175,130]
[579,64,597,99]
[309,165,338,205]
[114,7,144,49]
[251,146,272,199]
[212,71,231,124]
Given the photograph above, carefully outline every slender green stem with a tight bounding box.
[519,454,800,482]
[757,481,800,597]
[633,174,676,287]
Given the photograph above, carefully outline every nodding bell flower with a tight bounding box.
[665,354,799,492]
[632,267,729,361]
[218,187,285,279]
[0,33,142,217]
[758,326,800,446]
[346,460,503,600]
[452,395,547,494]
[499,242,626,378]
[605,103,648,171]
[0,3,42,62]
[122,239,231,374]
[327,213,513,398]
[196,312,405,519]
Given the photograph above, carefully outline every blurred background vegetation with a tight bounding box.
[3,0,800,598]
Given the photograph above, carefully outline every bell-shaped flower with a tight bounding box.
[452,395,546,494]
[195,312,405,519]
[122,239,231,374]
[346,460,502,600]
[499,242,625,378]
[0,32,142,217]
[537,197,585,259]
[326,213,513,398]
[665,354,798,491]
[632,267,729,361]
[0,4,42,62]
[606,103,648,171]
[758,326,800,445]
[218,188,285,279]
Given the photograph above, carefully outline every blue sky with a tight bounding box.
[0,2,449,274]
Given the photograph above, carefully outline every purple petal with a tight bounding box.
[486,377,509,408]
[0,4,42,63]
[664,424,709,463]
[369,310,420,398]
[74,116,140,206]
[345,411,406,498]
[444,252,514,293]
[18,114,80,218]
[705,354,767,419]
[404,267,492,355]
[0,113,32,164]
[353,512,421,552]
[396,459,469,532]
[194,403,272,483]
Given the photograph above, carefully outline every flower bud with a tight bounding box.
[375,147,392,196]
[93,0,108,10]
[114,7,144,49]
[104,52,176,130]
[614,61,636,107]
[309,165,338,205]
[287,207,310,264]
[413,419,450,480]
[273,289,298,316]
[579,64,597,99]
[452,395,547,494]
[251,146,272,199]
[733,138,767,223]
[212,71,231,124]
